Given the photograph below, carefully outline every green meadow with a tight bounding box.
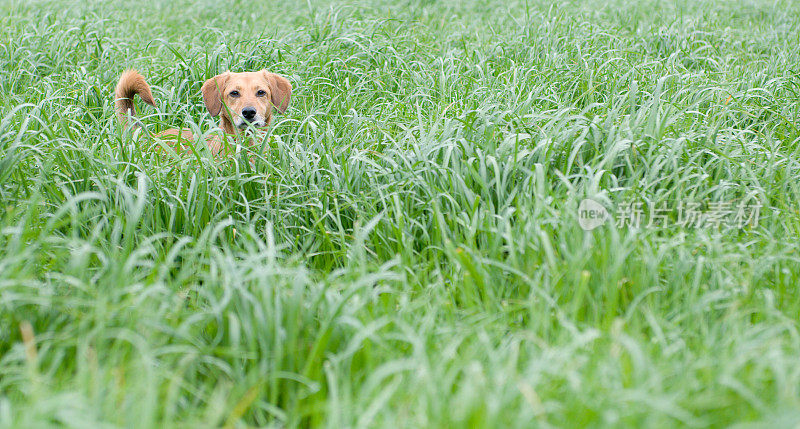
[1,0,800,427]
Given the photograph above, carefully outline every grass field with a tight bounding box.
[1,0,800,427]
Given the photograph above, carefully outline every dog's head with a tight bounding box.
[201,70,292,132]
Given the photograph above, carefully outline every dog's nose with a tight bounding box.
[241,107,257,121]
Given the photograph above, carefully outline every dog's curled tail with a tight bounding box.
[115,70,155,128]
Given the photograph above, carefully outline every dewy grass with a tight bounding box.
[1,0,800,427]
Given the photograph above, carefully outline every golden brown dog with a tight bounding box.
[115,69,292,154]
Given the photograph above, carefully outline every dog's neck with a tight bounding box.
[209,125,269,156]
[220,116,237,135]
[217,117,269,142]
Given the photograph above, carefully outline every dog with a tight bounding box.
[114,69,292,154]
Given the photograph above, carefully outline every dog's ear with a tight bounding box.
[263,71,292,114]
[201,72,230,117]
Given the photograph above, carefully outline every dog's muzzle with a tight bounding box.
[235,108,266,129]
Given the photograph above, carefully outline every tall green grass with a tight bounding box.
[1,0,800,427]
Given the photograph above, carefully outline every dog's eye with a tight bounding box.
[229,90,240,97]
[256,89,267,97]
